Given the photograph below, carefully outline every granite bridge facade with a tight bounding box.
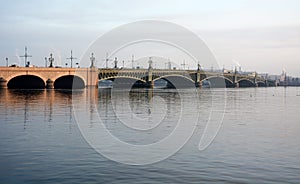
[0,65,277,89]
[0,67,98,89]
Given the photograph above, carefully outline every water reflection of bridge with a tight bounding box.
[0,66,277,89]
[0,89,76,129]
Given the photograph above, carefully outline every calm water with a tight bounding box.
[0,87,300,183]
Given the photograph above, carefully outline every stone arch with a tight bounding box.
[6,72,47,83]
[7,75,46,89]
[54,75,85,89]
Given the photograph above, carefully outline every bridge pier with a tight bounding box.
[195,81,202,88]
[0,77,7,89]
[46,79,54,89]
[86,84,98,88]
[147,57,154,88]
[146,81,154,88]
[86,68,98,88]
[265,80,269,87]
[196,65,202,88]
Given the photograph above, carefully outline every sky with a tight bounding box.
[1,0,300,76]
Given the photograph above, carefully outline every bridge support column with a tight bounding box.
[46,79,54,89]
[195,81,202,88]
[147,81,154,88]
[147,57,154,88]
[0,77,7,89]
[254,72,258,87]
[196,68,202,88]
[86,68,98,88]
[233,66,239,88]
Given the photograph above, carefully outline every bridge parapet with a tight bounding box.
[0,66,276,89]
[98,68,193,82]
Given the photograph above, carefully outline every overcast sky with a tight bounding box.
[1,0,300,76]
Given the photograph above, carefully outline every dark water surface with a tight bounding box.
[0,87,300,183]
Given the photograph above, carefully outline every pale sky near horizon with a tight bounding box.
[1,0,300,76]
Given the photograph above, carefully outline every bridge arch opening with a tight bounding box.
[100,77,147,88]
[257,81,266,87]
[154,75,195,88]
[238,79,256,87]
[7,75,45,89]
[54,75,85,89]
[202,76,233,88]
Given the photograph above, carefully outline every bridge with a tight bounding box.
[98,68,277,88]
[0,67,98,89]
[0,64,276,89]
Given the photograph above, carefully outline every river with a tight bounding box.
[0,87,299,183]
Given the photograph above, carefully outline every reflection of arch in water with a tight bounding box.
[95,88,182,143]
[4,89,46,129]
[2,89,87,130]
